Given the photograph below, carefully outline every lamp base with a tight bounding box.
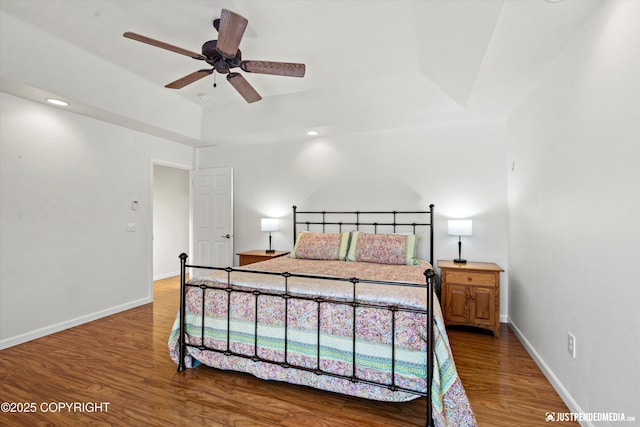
[265,249,275,254]
[453,258,467,264]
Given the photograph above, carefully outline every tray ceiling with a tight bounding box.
[0,0,602,147]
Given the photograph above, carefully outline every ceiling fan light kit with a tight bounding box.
[123,8,305,103]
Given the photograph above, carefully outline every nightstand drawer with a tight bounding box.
[237,250,289,266]
[446,271,496,286]
[240,255,270,266]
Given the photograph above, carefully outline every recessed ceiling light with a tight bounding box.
[544,0,567,3]
[306,130,319,136]
[46,98,69,106]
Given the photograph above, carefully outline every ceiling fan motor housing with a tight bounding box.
[202,40,241,73]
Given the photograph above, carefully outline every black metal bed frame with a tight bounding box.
[178,205,436,427]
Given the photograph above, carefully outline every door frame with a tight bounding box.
[149,159,193,301]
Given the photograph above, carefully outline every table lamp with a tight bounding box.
[261,218,279,253]
[448,219,472,264]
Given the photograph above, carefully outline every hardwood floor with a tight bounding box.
[446,326,575,426]
[0,276,575,426]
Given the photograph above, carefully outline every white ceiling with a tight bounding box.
[0,0,602,147]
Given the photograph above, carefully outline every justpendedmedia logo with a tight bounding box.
[545,411,635,423]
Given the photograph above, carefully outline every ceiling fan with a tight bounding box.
[123,8,305,103]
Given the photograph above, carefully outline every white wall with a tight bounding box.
[0,93,193,349]
[507,0,639,423]
[152,165,190,280]
[198,119,509,318]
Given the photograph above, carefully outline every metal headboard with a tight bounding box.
[292,204,435,266]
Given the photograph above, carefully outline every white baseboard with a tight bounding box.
[507,317,593,427]
[153,271,180,281]
[0,297,152,350]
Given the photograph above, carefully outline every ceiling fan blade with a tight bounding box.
[165,69,212,89]
[241,60,306,78]
[123,32,206,60]
[216,9,248,59]
[227,73,262,103]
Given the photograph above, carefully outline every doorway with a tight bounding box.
[152,164,190,281]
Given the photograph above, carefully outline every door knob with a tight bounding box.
[221,234,231,239]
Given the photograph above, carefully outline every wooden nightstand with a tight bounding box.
[438,260,503,338]
[237,250,289,266]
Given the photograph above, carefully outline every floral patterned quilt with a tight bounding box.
[168,257,476,427]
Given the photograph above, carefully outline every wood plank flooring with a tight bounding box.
[0,276,575,426]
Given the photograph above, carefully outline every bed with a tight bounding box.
[168,206,476,427]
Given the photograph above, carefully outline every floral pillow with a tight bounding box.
[290,231,351,260]
[346,231,418,265]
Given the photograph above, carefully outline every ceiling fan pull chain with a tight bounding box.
[213,72,217,88]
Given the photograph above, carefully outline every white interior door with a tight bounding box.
[192,167,233,267]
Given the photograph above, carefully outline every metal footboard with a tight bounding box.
[178,253,436,427]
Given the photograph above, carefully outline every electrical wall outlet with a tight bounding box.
[568,332,576,358]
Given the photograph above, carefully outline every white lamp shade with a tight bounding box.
[448,219,472,236]
[261,218,279,232]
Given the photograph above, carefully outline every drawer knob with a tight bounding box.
[467,276,472,281]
